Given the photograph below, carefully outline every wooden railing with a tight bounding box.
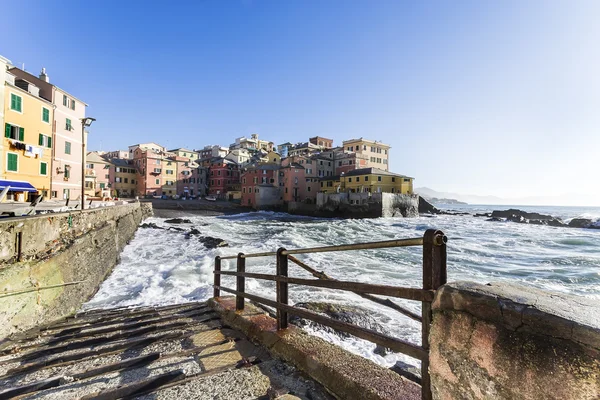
[213,229,447,400]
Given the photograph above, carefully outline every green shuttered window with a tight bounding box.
[7,153,18,172]
[40,162,47,175]
[10,94,22,112]
[65,141,71,154]
[42,107,50,123]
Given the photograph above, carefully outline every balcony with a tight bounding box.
[150,169,162,175]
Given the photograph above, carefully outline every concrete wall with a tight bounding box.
[0,202,152,338]
[313,192,418,218]
[429,281,600,400]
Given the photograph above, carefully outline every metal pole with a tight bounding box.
[421,229,435,400]
[276,247,288,330]
[213,256,221,298]
[236,253,245,310]
[81,120,85,213]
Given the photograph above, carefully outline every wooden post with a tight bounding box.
[236,253,245,311]
[213,256,221,298]
[276,248,288,330]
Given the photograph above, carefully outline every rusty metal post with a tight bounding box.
[236,253,245,311]
[16,232,23,262]
[276,248,288,330]
[421,229,447,400]
[213,256,221,298]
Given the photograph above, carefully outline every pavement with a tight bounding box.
[0,302,332,400]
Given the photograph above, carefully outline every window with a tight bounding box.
[63,189,70,199]
[105,174,110,179]
[338,161,342,166]
[248,187,252,193]
[383,159,387,164]
[40,162,48,175]
[63,95,68,106]
[348,177,352,182]
[38,134,52,148]
[392,177,396,182]
[243,187,246,193]
[124,178,128,183]
[42,107,50,123]
[65,118,73,131]
[307,186,311,192]
[65,141,71,154]
[155,179,160,184]
[7,153,18,172]
[378,176,382,181]
[116,177,122,183]
[5,124,24,141]
[404,178,410,182]
[363,145,367,150]
[10,94,22,112]
[153,168,161,173]
[52,191,57,198]
[86,163,94,169]
[364,176,368,181]
[64,165,71,179]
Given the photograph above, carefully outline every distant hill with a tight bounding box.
[415,187,599,207]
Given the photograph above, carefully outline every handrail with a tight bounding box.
[214,271,435,302]
[212,229,447,400]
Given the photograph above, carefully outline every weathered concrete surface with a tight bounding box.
[209,296,421,400]
[430,281,600,400]
[0,302,333,399]
[0,202,152,338]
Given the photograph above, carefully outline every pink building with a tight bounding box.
[133,147,163,197]
[279,162,308,203]
[208,158,239,199]
[173,156,199,198]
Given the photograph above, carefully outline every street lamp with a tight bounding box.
[81,117,96,212]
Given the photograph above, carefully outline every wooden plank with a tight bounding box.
[80,369,186,400]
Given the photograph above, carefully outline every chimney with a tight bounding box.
[39,68,49,83]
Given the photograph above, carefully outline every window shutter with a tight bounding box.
[19,127,24,141]
[47,136,52,148]
[39,133,44,146]
[16,96,22,112]
[5,124,10,138]
[10,95,15,110]
[40,162,47,175]
[8,154,17,171]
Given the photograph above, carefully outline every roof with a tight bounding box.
[343,168,413,179]
[280,163,305,169]
[86,152,110,163]
[342,138,390,147]
[109,158,134,167]
[245,163,280,171]
[168,148,197,153]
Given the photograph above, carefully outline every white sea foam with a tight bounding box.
[85,208,600,368]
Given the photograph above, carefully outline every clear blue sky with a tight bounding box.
[3,1,599,205]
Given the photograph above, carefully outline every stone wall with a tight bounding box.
[0,202,152,338]
[429,281,600,400]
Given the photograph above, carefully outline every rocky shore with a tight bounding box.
[419,197,600,230]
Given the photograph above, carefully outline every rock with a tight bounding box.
[290,302,392,355]
[486,217,504,222]
[488,209,567,227]
[390,360,421,384]
[167,226,185,232]
[140,222,163,229]
[418,196,440,214]
[474,213,491,218]
[568,218,593,228]
[164,218,192,224]
[188,228,201,235]
[199,236,228,248]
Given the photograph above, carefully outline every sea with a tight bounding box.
[84,204,600,369]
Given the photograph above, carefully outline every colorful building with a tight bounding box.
[133,147,164,197]
[8,66,89,201]
[309,136,333,149]
[320,168,413,195]
[208,158,239,199]
[341,138,391,171]
[1,68,53,201]
[279,163,307,203]
[240,163,280,208]
[86,152,110,195]
[109,158,138,197]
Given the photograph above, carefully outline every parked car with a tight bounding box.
[205,195,217,201]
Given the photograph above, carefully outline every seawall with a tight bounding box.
[0,202,152,339]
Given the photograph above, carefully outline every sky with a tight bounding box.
[2,1,599,205]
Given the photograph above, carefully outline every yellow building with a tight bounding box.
[168,148,199,161]
[162,157,176,197]
[320,168,413,195]
[1,71,53,201]
[342,138,391,171]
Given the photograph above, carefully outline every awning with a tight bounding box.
[0,180,38,192]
